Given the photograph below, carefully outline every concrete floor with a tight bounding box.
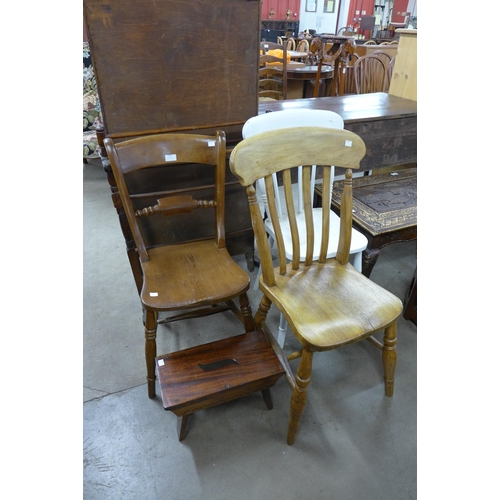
[83,158,417,500]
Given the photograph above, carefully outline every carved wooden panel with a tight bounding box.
[331,168,417,235]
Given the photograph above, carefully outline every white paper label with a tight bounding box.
[150,292,158,297]
[345,140,352,147]
[208,140,216,147]
[164,154,177,162]
[158,359,164,366]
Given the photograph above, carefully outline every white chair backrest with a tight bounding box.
[242,109,344,217]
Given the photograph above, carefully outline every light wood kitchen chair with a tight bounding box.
[242,109,368,347]
[104,131,255,399]
[229,126,402,445]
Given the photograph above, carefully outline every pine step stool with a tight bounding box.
[155,329,285,441]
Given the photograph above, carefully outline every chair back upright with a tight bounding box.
[259,41,288,100]
[242,109,344,219]
[230,127,366,286]
[104,131,227,264]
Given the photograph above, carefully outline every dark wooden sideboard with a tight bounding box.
[259,92,417,173]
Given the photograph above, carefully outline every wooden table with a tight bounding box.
[286,65,334,99]
[288,50,308,60]
[315,168,417,277]
[259,92,417,172]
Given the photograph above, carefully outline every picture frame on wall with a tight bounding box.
[306,0,317,12]
[323,0,335,13]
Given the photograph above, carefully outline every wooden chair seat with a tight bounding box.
[264,260,403,351]
[141,240,250,311]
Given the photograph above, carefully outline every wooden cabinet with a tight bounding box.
[261,0,300,21]
[261,0,300,37]
[388,29,417,101]
[83,0,261,274]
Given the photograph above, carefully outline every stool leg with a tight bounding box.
[382,321,397,397]
[144,309,158,399]
[178,415,191,441]
[261,388,273,410]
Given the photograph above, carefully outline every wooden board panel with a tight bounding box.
[156,329,285,415]
[83,0,261,137]
[389,29,417,101]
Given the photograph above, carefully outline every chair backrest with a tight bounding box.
[286,37,296,50]
[296,39,309,52]
[363,40,377,45]
[259,41,288,100]
[372,50,394,88]
[354,54,388,94]
[229,127,366,286]
[242,109,344,218]
[104,131,227,263]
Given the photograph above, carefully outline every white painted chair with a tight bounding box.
[242,109,368,347]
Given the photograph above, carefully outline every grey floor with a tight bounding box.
[83,158,417,500]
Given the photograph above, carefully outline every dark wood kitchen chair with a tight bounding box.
[229,126,403,445]
[104,131,255,399]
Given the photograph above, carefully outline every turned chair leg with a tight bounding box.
[287,348,314,445]
[382,321,397,397]
[239,292,255,332]
[277,314,288,347]
[254,295,272,328]
[144,309,158,399]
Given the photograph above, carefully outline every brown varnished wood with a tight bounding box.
[105,131,256,399]
[156,329,285,439]
[258,93,417,173]
[230,126,402,445]
[83,0,260,139]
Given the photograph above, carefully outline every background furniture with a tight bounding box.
[259,41,288,101]
[230,126,402,445]
[315,167,417,277]
[388,29,417,101]
[259,93,417,174]
[104,131,256,399]
[83,0,260,281]
[403,264,417,325]
[312,34,357,97]
[354,54,389,94]
[83,41,103,162]
[286,65,334,99]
